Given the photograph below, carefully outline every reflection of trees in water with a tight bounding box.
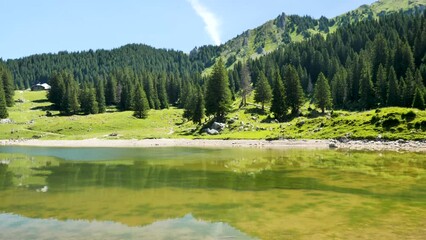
[40,161,377,196]
[0,163,13,190]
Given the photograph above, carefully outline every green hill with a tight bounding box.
[195,0,426,71]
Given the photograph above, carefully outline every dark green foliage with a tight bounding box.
[119,81,134,111]
[80,86,99,115]
[7,44,202,90]
[387,67,400,106]
[331,69,347,108]
[0,66,14,107]
[375,65,387,106]
[192,86,205,124]
[205,59,232,120]
[254,72,272,112]
[284,65,304,114]
[96,79,106,113]
[105,75,117,106]
[382,117,400,129]
[60,73,80,116]
[401,110,416,122]
[412,87,425,110]
[48,72,66,109]
[0,79,8,119]
[271,73,287,120]
[157,74,169,109]
[359,64,376,109]
[314,73,332,113]
[133,83,149,119]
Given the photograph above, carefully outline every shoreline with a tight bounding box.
[1,138,426,152]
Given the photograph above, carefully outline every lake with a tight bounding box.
[0,146,425,239]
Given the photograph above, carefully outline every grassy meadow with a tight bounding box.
[1,90,425,141]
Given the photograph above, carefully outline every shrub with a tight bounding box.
[382,117,400,129]
[401,111,416,122]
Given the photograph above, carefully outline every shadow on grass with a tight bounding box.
[32,99,50,103]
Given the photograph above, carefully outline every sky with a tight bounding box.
[0,0,377,60]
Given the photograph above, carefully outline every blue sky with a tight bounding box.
[0,0,376,60]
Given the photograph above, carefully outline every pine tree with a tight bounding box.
[314,73,332,113]
[402,69,415,107]
[331,69,347,108]
[240,63,252,107]
[375,64,388,106]
[192,86,205,124]
[359,65,376,109]
[96,79,106,113]
[271,73,287,120]
[412,87,425,110]
[157,74,169,109]
[119,81,134,111]
[61,77,80,116]
[48,72,66,109]
[205,58,232,120]
[133,83,149,119]
[105,74,117,105]
[0,79,8,119]
[284,65,304,114]
[80,85,98,115]
[1,68,14,107]
[254,72,272,112]
[387,67,400,107]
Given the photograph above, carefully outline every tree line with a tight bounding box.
[226,10,426,114]
[0,63,14,118]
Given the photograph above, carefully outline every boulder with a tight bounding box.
[211,122,226,131]
[206,128,219,135]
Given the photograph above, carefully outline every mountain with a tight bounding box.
[192,0,426,70]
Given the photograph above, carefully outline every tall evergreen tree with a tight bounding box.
[412,87,425,110]
[80,85,99,115]
[387,67,400,106]
[157,74,169,109]
[1,68,14,107]
[133,83,150,119]
[359,65,376,109]
[331,69,347,108]
[105,74,117,105]
[96,79,106,113]
[205,58,232,120]
[284,65,304,114]
[60,75,80,116]
[47,72,66,109]
[375,64,388,106]
[192,86,205,124]
[240,63,252,107]
[254,72,272,112]
[313,73,332,113]
[0,79,8,119]
[271,73,287,120]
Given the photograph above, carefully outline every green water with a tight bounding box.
[0,146,425,240]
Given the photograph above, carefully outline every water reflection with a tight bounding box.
[0,147,425,239]
[0,213,255,240]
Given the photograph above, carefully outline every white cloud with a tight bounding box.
[187,0,221,45]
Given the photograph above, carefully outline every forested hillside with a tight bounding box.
[191,0,426,69]
[5,44,205,89]
[227,11,426,114]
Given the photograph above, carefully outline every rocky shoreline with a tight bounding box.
[1,138,425,152]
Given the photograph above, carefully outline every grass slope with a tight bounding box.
[1,91,425,141]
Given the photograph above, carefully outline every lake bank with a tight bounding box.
[1,138,426,152]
